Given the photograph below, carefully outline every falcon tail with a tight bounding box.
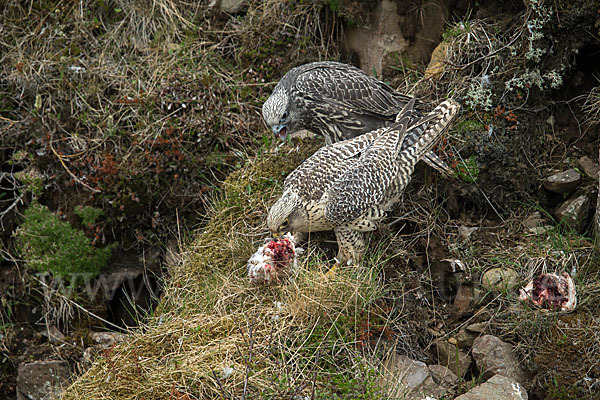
[399,99,460,167]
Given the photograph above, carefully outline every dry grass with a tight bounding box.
[0,0,340,245]
[582,86,600,126]
[61,140,411,399]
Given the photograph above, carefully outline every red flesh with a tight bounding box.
[266,238,294,268]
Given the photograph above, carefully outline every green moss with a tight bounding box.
[15,202,116,283]
[455,155,479,183]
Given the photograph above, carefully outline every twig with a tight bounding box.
[48,133,101,193]
[0,193,24,230]
[210,369,232,400]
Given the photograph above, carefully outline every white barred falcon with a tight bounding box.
[262,61,450,174]
[266,99,460,264]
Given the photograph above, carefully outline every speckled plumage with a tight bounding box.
[262,61,450,173]
[267,99,460,263]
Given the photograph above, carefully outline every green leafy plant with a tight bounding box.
[15,202,116,284]
[74,205,104,226]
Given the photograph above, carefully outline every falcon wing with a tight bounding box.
[293,62,416,118]
[284,126,387,201]
[324,99,459,225]
[324,113,413,224]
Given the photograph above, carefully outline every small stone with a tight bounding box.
[466,322,487,333]
[543,169,581,193]
[17,360,71,400]
[453,285,474,316]
[555,194,590,231]
[481,268,520,292]
[578,156,600,178]
[434,339,472,378]
[522,212,543,229]
[220,0,246,13]
[472,335,526,385]
[455,374,528,400]
[528,225,552,235]
[43,326,65,344]
[90,331,126,347]
[455,329,478,349]
[428,364,458,387]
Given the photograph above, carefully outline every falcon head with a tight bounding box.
[262,88,294,141]
[267,190,307,236]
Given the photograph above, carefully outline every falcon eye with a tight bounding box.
[280,218,289,230]
[281,111,288,121]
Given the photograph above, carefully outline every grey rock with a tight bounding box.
[220,0,246,13]
[555,194,590,231]
[466,322,487,333]
[455,374,528,400]
[482,268,520,292]
[522,212,543,229]
[41,326,65,344]
[472,335,526,384]
[17,360,71,400]
[381,353,452,399]
[90,331,126,347]
[345,0,408,77]
[434,339,472,378]
[543,169,581,193]
[578,156,600,178]
[428,364,458,387]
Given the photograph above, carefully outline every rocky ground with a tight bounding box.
[1,0,600,399]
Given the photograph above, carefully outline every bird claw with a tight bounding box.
[326,263,339,276]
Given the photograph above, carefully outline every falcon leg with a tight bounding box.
[333,226,365,265]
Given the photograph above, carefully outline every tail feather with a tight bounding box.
[397,99,460,168]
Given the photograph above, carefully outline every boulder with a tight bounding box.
[455,374,528,400]
[472,335,526,384]
[17,360,71,400]
[344,0,408,77]
[543,169,580,193]
[481,268,519,292]
[555,194,590,231]
[434,339,472,378]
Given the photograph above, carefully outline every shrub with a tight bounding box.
[15,202,116,283]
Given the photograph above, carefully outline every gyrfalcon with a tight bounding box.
[262,61,451,173]
[267,99,460,264]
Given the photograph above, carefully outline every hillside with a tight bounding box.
[1,1,600,399]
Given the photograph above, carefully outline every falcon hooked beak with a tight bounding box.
[272,125,289,141]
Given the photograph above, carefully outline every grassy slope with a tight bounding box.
[62,140,394,399]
